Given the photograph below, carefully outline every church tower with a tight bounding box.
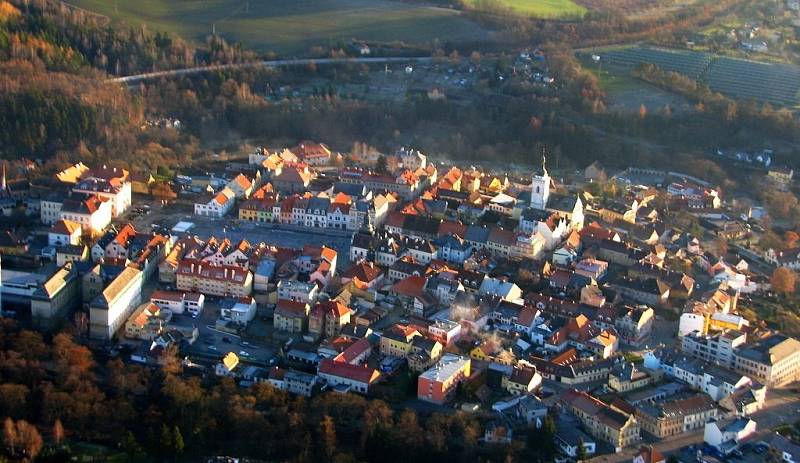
[530,151,550,210]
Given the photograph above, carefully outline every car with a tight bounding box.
[240,341,250,347]
[222,337,232,343]
[207,345,217,351]
[239,351,250,357]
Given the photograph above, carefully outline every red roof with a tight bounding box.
[319,358,380,385]
[391,275,426,298]
[275,299,310,317]
[438,220,467,238]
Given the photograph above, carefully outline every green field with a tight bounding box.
[67,0,492,55]
[462,0,586,19]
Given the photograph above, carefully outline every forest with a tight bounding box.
[0,320,558,462]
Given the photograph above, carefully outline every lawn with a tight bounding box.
[68,0,492,55]
[462,0,586,19]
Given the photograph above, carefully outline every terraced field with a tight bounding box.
[584,46,800,108]
[68,0,492,55]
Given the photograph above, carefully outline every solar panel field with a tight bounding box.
[584,46,800,108]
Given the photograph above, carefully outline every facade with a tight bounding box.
[150,290,205,316]
[30,264,80,331]
[89,267,144,339]
[176,260,253,297]
[417,354,471,405]
[274,299,310,333]
[635,394,718,439]
[317,358,380,394]
[561,389,641,452]
[733,333,800,387]
[59,194,113,237]
[194,187,236,217]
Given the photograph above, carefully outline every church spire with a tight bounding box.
[0,161,6,192]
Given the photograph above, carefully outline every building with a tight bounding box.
[150,291,205,316]
[704,418,757,455]
[317,358,380,394]
[635,393,718,438]
[276,279,319,303]
[176,260,253,297]
[733,333,800,387]
[274,299,310,333]
[194,187,236,217]
[560,389,641,452]
[417,354,471,405]
[89,267,143,339]
[502,364,542,395]
[380,324,421,357]
[632,446,665,463]
[48,220,82,247]
[30,264,80,331]
[681,330,747,369]
[124,302,170,340]
[72,169,132,218]
[219,297,257,325]
[59,194,112,237]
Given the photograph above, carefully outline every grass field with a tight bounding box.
[462,0,586,19]
[68,0,492,55]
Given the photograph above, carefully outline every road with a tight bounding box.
[108,56,435,85]
[588,386,800,462]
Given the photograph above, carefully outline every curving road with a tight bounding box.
[107,56,435,85]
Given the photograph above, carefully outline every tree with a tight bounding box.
[771,267,796,296]
[3,418,15,457]
[52,419,65,445]
[715,237,728,257]
[375,155,388,175]
[171,426,184,460]
[576,438,588,462]
[318,415,336,462]
[784,230,799,248]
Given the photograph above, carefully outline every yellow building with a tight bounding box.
[380,324,420,357]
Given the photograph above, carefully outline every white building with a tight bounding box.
[59,194,112,237]
[89,267,143,339]
[704,418,757,455]
[194,187,236,217]
[150,290,205,316]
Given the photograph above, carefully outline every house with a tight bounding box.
[59,193,112,237]
[216,352,241,377]
[479,277,522,302]
[407,337,443,373]
[380,324,421,357]
[556,422,597,459]
[219,297,257,325]
[608,363,660,393]
[71,165,132,217]
[560,388,641,452]
[502,364,542,395]
[276,279,319,303]
[124,302,170,340]
[194,187,236,217]
[318,358,380,394]
[48,220,82,247]
[309,300,351,338]
[274,299,310,333]
[704,418,757,455]
[56,244,89,267]
[417,354,471,405]
[150,291,205,316]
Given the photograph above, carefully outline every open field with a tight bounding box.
[67,0,492,55]
[462,0,585,18]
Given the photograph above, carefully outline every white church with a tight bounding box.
[517,154,584,251]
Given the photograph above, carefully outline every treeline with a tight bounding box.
[3,0,256,76]
[0,320,557,462]
[632,63,800,142]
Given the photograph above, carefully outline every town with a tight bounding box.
[1,139,799,463]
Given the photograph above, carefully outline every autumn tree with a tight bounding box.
[52,419,65,445]
[771,267,796,296]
